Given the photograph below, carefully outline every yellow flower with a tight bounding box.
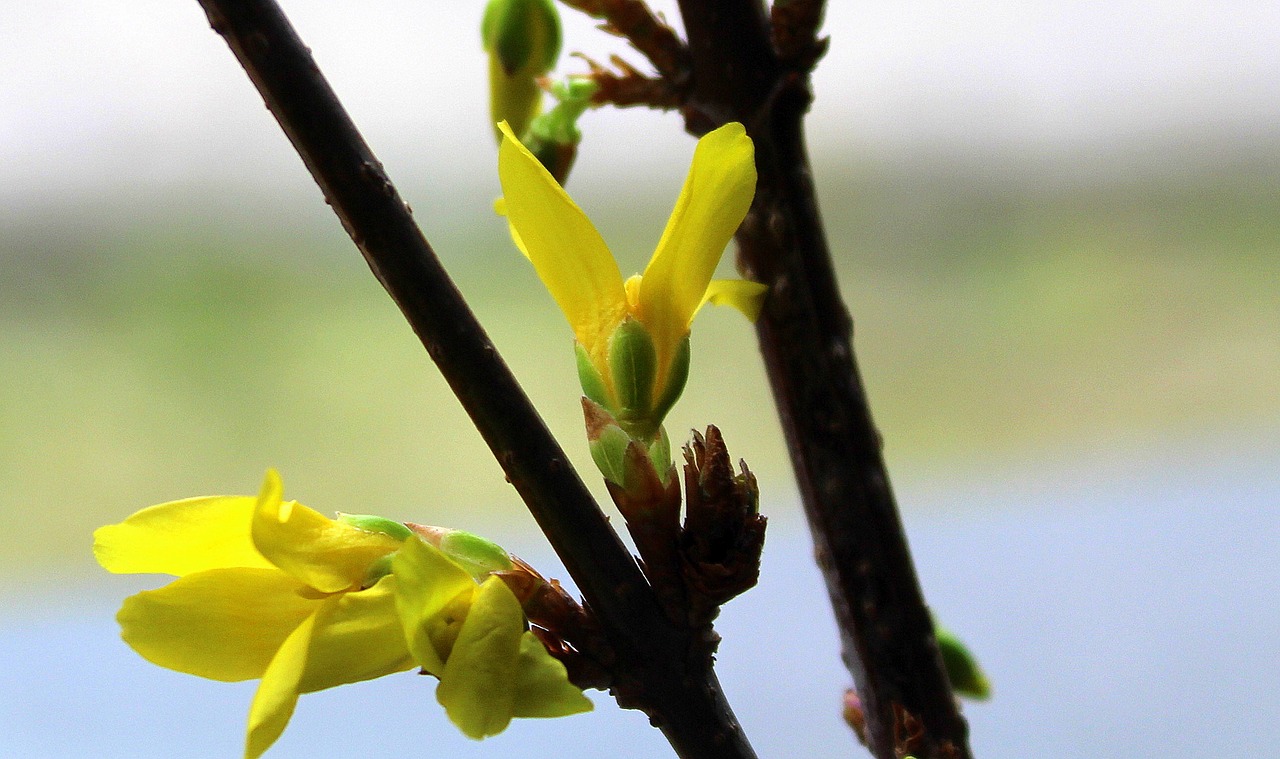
[498,120,767,435]
[94,470,410,758]
[94,471,589,757]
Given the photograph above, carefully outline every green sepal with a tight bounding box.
[575,342,611,409]
[361,552,396,588]
[647,426,672,482]
[440,531,516,580]
[937,625,991,700]
[608,317,658,424]
[648,334,691,428]
[588,420,634,488]
[337,513,412,542]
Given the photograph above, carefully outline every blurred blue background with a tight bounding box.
[2,1,1277,756]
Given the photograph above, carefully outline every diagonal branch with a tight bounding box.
[193,1,755,757]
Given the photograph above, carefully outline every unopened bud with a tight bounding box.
[482,0,562,141]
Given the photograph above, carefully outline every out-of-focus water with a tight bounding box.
[3,435,1274,757]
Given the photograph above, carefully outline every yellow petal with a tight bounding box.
[392,535,477,675]
[640,123,756,367]
[117,567,315,682]
[296,576,416,694]
[700,278,769,322]
[93,495,272,576]
[244,607,317,759]
[497,121,627,357]
[437,576,524,739]
[250,470,402,593]
[512,631,593,718]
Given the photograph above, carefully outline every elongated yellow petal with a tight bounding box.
[296,576,416,693]
[437,576,524,739]
[700,278,769,322]
[640,123,756,365]
[93,496,271,576]
[244,607,317,759]
[392,536,477,676]
[512,631,593,718]
[117,567,315,682]
[498,121,627,357]
[250,470,402,594]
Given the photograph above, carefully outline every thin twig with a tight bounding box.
[670,0,976,757]
[557,0,690,83]
[193,1,756,757]
[577,52,683,109]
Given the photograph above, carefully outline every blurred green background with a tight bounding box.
[3,1,1277,757]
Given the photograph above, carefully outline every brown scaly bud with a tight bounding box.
[679,426,767,627]
[493,555,615,691]
[843,688,869,747]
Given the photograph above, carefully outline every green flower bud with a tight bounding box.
[337,513,412,541]
[482,0,562,141]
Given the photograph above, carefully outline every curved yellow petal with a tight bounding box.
[512,631,593,718]
[244,607,317,759]
[117,567,315,682]
[392,536,477,676]
[250,470,402,594]
[700,278,769,322]
[640,123,756,366]
[93,495,271,576]
[437,576,524,739]
[497,121,627,357]
[295,576,415,694]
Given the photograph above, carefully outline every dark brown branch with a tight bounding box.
[671,1,975,757]
[193,1,755,757]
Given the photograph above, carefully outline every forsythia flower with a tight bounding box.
[498,120,767,438]
[93,470,589,758]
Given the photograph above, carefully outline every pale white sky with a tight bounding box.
[2,0,1278,209]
